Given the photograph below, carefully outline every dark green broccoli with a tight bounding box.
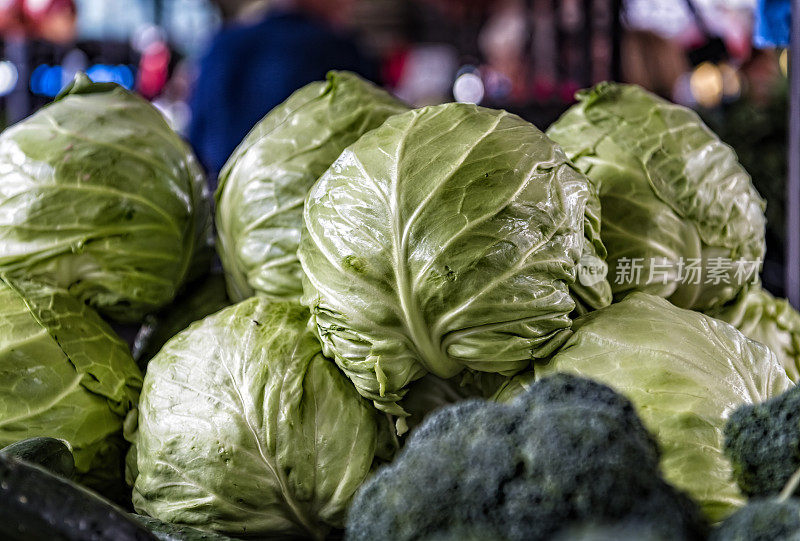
[552,522,677,541]
[724,384,800,497]
[710,499,800,541]
[345,374,706,541]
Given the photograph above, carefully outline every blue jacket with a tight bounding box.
[189,10,374,184]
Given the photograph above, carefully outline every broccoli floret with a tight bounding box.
[724,384,800,497]
[428,523,672,541]
[710,499,800,541]
[552,522,677,541]
[345,374,706,541]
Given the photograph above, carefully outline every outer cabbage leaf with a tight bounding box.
[491,370,536,404]
[547,82,766,311]
[0,276,142,493]
[216,71,408,302]
[299,103,611,416]
[534,293,791,521]
[710,287,800,382]
[129,298,395,540]
[0,73,210,322]
[132,272,230,369]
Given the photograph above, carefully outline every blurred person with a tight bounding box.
[190,0,376,183]
[740,48,783,106]
[478,0,528,105]
[623,30,689,99]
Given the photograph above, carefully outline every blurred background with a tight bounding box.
[0,0,793,294]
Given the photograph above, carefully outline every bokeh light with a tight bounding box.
[453,72,484,104]
[0,60,19,96]
[690,61,723,108]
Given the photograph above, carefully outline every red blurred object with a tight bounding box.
[558,80,581,104]
[137,41,171,99]
[22,0,76,43]
[22,0,74,20]
[531,76,556,102]
[0,0,24,36]
[382,45,409,89]
[724,30,752,64]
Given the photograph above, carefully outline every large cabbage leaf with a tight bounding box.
[710,287,800,383]
[533,292,791,521]
[299,103,611,417]
[128,298,395,540]
[0,275,142,493]
[0,74,210,322]
[216,71,408,302]
[547,82,766,311]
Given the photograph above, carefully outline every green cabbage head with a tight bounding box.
[547,82,766,311]
[0,73,210,322]
[128,298,395,540]
[0,275,142,492]
[710,287,800,383]
[531,292,791,521]
[299,103,611,417]
[216,71,408,302]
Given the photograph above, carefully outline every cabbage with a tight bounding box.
[132,272,231,369]
[216,71,407,302]
[532,293,791,520]
[0,276,142,492]
[128,298,395,539]
[299,103,611,417]
[0,74,210,322]
[547,83,766,311]
[710,287,800,383]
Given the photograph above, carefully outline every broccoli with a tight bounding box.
[710,499,800,541]
[724,384,800,497]
[552,522,678,541]
[345,374,706,541]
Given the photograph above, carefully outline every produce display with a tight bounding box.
[299,102,611,419]
[710,286,800,382]
[530,293,791,520]
[547,82,766,312]
[0,72,797,540]
[127,299,396,540]
[216,71,408,302]
[0,275,142,494]
[709,498,800,541]
[0,73,211,322]
[723,383,800,498]
[346,374,707,541]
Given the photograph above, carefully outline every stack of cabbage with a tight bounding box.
[545,82,800,381]
[0,74,210,322]
[1,70,798,540]
[0,73,209,497]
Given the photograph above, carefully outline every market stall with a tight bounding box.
[0,0,798,539]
